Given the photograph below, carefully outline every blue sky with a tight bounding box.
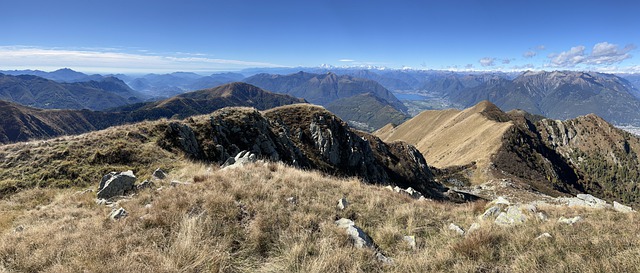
[2,0,639,73]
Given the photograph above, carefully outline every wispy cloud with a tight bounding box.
[548,42,636,67]
[0,46,283,73]
[523,51,537,58]
[338,59,355,62]
[479,57,496,67]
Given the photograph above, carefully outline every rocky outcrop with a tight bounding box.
[158,105,446,199]
[222,150,258,168]
[97,171,136,199]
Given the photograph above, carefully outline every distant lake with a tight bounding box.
[394,93,428,101]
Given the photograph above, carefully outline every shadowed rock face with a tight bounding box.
[158,104,444,199]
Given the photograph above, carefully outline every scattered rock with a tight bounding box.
[613,201,635,213]
[152,168,167,180]
[337,198,349,210]
[286,197,297,204]
[404,187,423,199]
[97,171,136,199]
[403,235,416,249]
[468,222,481,233]
[96,199,109,206]
[562,194,611,209]
[480,206,502,220]
[14,225,24,233]
[558,216,582,225]
[144,204,153,209]
[334,218,392,264]
[537,212,549,221]
[109,207,128,220]
[535,233,552,240]
[495,206,527,226]
[375,252,394,265]
[136,180,155,191]
[448,223,465,235]
[335,218,375,248]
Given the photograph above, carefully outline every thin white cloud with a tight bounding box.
[502,58,514,64]
[0,46,283,73]
[548,42,636,67]
[339,59,355,62]
[523,50,537,58]
[479,57,496,67]
[535,45,546,51]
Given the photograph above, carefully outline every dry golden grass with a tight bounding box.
[375,102,513,183]
[0,161,638,272]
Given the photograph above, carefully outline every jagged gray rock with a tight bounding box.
[480,206,502,220]
[337,198,349,210]
[97,171,136,199]
[613,201,635,213]
[495,206,527,226]
[162,122,201,158]
[448,223,465,235]
[334,218,392,264]
[152,168,167,179]
[335,218,375,248]
[468,222,481,233]
[109,207,128,220]
[222,150,258,169]
[560,194,611,209]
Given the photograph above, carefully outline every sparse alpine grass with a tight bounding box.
[0,161,638,272]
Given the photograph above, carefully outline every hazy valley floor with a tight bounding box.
[1,161,638,272]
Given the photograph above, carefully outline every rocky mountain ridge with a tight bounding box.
[0,104,449,200]
[377,101,640,205]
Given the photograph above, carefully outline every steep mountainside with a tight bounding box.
[375,101,514,183]
[0,83,304,144]
[0,74,142,110]
[0,100,104,143]
[325,93,409,132]
[450,71,640,125]
[536,114,640,202]
[0,104,446,199]
[376,101,640,204]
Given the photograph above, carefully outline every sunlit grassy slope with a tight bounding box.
[0,161,638,272]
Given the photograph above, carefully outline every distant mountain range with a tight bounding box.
[0,82,304,144]
[243,71,409,131]
[0,73,143,110]
[448,71,640,125]
[126,72,245,98]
